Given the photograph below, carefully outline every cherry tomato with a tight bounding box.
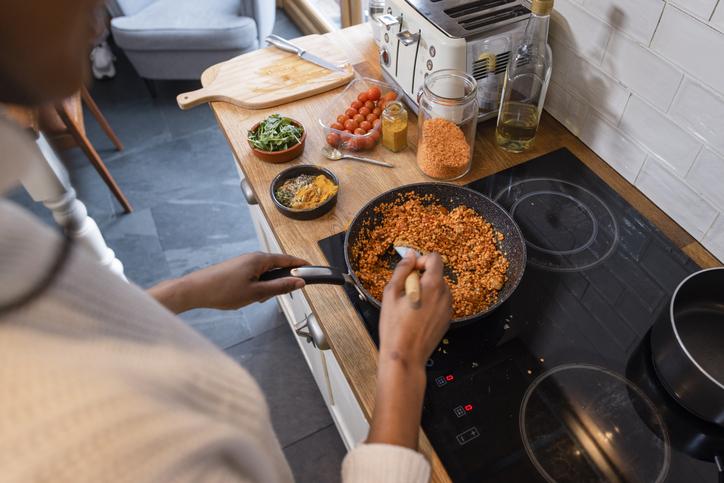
[351,100,363,110]
[378,99,387,110]
[344,119,358,131]
[384,91,398,102]
[351,114,364,125]
[354,127,367,135]
[367,86,381,101]
[336,114,348,125]
[366,113,378,123]
[344,129,353,134]
[370,129,381,142]
[345,107,358,118]
[365,135,377,149]
[330,122,344,131]
[357,92,369,103]
[360,120,373,131]
[373,107,382,116]
[326,133,340,147]
[348,137,363,151]
[364,100,375,111]
[373,118,382,129]
[358,106,371,117]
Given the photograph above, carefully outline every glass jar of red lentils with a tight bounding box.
[416,70,479,180]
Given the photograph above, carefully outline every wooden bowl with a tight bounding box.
[270,165,339,220]
[248,118,306,163]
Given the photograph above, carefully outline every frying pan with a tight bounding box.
[650,267,724,426]
[261,182,527,327]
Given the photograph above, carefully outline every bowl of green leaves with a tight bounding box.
[247,114,306,163]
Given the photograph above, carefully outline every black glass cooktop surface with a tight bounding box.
[318,148,722,482]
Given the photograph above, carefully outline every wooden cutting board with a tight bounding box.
[177,35,355,110]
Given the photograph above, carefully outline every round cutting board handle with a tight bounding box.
[177,87,216,110]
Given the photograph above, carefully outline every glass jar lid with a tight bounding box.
[520,364,671,483]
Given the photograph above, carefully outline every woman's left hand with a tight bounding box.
[149,252,309,313]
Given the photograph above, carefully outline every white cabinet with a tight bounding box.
[240,177,369,449]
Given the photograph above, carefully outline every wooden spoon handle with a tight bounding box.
[405,271,421,305]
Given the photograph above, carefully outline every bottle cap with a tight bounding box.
[531,0,554,15]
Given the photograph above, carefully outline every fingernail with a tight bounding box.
[294,279,305,289]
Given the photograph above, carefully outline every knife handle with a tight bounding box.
[266,34,304,55]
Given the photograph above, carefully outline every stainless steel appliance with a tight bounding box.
[378,0,531,120]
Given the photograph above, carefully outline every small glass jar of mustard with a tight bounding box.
[381,101,408,152]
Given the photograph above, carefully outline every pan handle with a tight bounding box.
[259,266,350,285]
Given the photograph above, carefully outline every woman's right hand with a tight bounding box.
[367,251,452,449]
[378,251,453,369]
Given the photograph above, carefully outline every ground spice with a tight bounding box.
[381,101,408,152]
[417,118,471,179]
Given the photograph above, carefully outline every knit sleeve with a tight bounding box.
[341,444,431,483]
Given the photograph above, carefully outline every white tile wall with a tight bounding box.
[550,0,612,63]
[711,3,724,32]
[651,5,724,96]
[635,158,718,239]
[601,32,682,111]
[581,0,664,43]
[670,79,724,154]
[686,149,724,210]
[579,110,647,183]
[547,0,724,261]
[670,0,718,20]
[619,96,701,175]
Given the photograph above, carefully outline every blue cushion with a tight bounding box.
[111,0,258,51]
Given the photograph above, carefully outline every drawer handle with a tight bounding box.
[294,313,329,351]
[240,179,258,205]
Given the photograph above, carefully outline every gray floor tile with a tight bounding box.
[284,424,347,483]
[151,180,255,251]
[225,325,334,447]
[163,238,259,279]
[181,308,252,350]
[241,298,288,338]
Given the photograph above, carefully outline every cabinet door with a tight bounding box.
[326,349,370,449]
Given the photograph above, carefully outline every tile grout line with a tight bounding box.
[282,423,337,450]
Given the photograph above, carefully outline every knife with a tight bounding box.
[266,34,346,73]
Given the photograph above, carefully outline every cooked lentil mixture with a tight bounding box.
[351,193,509,318]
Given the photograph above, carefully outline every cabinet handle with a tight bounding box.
[240,179,258,205]
[294,313,329,351]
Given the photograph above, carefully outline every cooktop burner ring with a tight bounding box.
[510,190,599,256]
[520,363,671,483]
[495,178,619,272]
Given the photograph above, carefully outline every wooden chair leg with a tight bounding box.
[56,105,133,214]
[81,85,123,151]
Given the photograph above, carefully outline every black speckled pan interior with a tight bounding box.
[344,182,527,327]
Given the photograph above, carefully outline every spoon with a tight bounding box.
[321,145,394,168]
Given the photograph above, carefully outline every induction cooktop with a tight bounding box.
[318,148,722,482]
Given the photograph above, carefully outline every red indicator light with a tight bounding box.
[464,404,473,412]
[445,374,454,382]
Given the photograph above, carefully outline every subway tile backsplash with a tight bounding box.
[546,1,724,261]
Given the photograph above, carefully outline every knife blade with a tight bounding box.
[266,34,346,73]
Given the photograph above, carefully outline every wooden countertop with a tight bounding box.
[205,24,720,482]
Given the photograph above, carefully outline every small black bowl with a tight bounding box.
[270,165,339,220]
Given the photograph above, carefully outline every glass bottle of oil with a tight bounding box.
[496,0,553,153]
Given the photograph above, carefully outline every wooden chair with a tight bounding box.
[39,86,132,213]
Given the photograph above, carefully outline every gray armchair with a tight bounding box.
[106,0,275,81]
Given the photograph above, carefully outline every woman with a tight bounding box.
[0,1,453,482]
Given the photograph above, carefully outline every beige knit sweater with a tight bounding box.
[0,122,431,483]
